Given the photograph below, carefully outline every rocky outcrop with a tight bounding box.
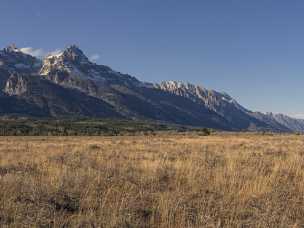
[4,73,29,96]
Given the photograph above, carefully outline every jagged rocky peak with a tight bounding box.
[62,45,90,64]
[157,81,209,98]
[63,45,86,58]
[41,45,83,77]
[45,45,90,64]
[41,45,95,77]
[159,80,237,101]
[159,81,202,90]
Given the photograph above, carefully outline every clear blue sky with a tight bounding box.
[1,0,303,117]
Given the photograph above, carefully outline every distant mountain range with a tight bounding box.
[0,44,303,132]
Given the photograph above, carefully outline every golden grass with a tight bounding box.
[0,133,304,227]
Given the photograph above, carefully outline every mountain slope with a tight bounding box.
[249,112,291,132]
[268,113,304,132]
[156,81,289,131]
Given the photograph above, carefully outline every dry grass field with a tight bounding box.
[1,133,304,227]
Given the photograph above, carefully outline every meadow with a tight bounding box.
[0,133,304,227]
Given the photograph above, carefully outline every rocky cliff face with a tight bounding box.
[0,44,301,131]
[4,73,29,96]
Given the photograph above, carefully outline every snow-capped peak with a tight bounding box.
[44,45,90,64]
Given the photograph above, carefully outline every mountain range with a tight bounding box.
[0,44,303,132]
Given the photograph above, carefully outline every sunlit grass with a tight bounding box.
[0,133,304,227]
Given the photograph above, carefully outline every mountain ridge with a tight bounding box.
[0,44,302,132]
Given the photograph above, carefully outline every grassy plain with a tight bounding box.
[1,133,304,227]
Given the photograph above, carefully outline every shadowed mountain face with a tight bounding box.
[3,73,121,118]
[0,44,301,131]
